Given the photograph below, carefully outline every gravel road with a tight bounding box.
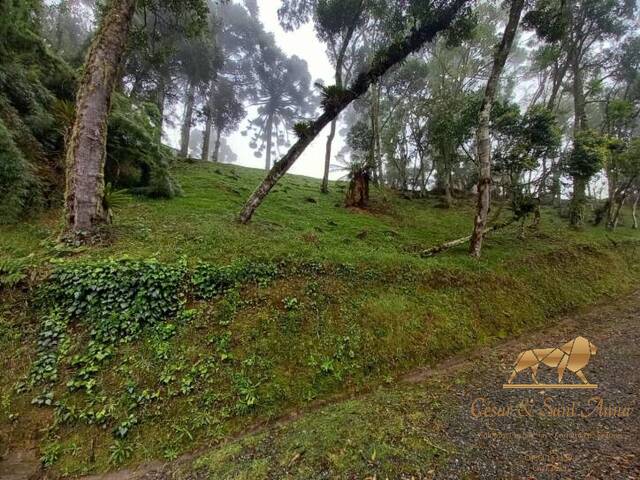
[431,292,640,479]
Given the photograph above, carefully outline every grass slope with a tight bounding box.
[0,161,639,476]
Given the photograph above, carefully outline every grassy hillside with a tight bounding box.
[0,162,639,476]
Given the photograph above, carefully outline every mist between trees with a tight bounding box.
[1,0,639,255]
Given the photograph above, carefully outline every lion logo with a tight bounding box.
[506,336,597,386]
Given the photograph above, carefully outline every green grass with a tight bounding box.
[2,161,637,268]
[0,161,639,477]
[189,383,452,480]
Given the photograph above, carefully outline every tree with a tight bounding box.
[245,40,314,170]
[469,0,525,258]
[492,103,561,230]
[64,0,209,240]
[207,80,245,161]
[176,37,216,158]
[343,120,372,207]
[279,0,367,193]
[63,0,137,240]
[525,0,636,226]
[566,128,608,224]
[604,138,640,229]
[238,0,470,224]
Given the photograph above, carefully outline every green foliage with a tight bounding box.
[567,130,609,180]
[29,260,187,395]
[0,255,32,287]
[191,261,278,299]
[522,0,567,43]
[0,118,38,223]
[293,121,314,139]
[106,94,181,199]
[319,84,351,112]
[493,104,561,179]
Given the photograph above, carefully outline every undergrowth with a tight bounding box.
[0,242,637,475]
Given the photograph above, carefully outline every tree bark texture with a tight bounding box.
[265,113,274,171]
[238,0,469,224]
[345,171,370,207]
[214,128,222,162]
[64,0,137,238]
[180,80,196,158]
[201,82,216,162]
[469,0,524,258]
[321,21,357,194]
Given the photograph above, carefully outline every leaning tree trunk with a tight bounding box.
[64,0,137,240]
[237,0,468,224]
[469,0,524,258]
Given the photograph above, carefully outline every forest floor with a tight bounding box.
[1,162,640,478]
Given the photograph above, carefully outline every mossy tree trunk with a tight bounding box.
[568,14,589,228]
[469,0,524,258]
[238,0,468,224]
[64,0,137,240]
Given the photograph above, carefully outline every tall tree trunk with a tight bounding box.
[632,192,639,229]
[469,0,524,258]
[609,196,625,230]
[321,119,337,192]
[213,128,222,162]
[180,80,196,158]
[64,0,137,240]
[265,113,274,171]
[373,83,382,185]
[321,7,362,193]
[237,0,468,223]
[568,27,588,227]
[201,125,211,161]
[201,82,215,162]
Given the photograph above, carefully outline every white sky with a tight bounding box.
[167,1,346,179]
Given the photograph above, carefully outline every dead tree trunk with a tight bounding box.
[469,0,524,258]
[64,0,137,240]
[238,0,468,224]
[345,170,370,207]
[180,80,196,158]
[423,220,515,258]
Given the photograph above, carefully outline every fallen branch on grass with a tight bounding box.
[421,219,515,258]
